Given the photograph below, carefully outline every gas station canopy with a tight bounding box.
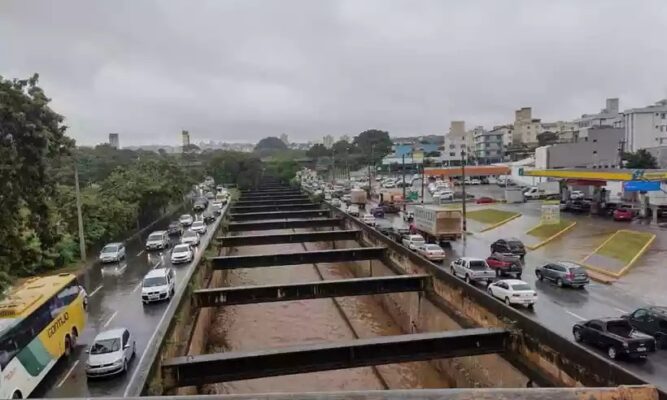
[522,168,667,182]
[425,165,510,178]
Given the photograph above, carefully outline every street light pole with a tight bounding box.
[421,162,425,204]
[401,154,407,211]
[74,161,86,261]
[460,150,467,236]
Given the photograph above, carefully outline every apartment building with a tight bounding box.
[473,128,504,164]
[623,99,667,152]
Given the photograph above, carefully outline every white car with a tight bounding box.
[438,191,454,201]
[141,267,175,304]
[402,234,425,251]
[361,214,376,226]
[348,204,360,217]
[450,257,495,285]
[417,244,446,261]
[570,190,585,200]
[181,230,201,247]
[470,178,481,185]
[383,181,396,188]
[331,198,342,207]
[85,328,136,377]
[342,194,352,203]
[487,279,537,308]
[179,214,194,226]
[171,244,194,264]
[191,220,207,234]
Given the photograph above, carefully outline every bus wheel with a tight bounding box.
[64,335,72,357]
[12,391,22,399]
[71,327,79,347]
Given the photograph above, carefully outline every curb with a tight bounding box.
[579,229,656,279]
[478,212,522,233]
[525,221,577,250]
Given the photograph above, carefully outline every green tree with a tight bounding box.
[624,149,658,169]
[205,150,263,189]
[306,143,330,159]
[255,136,288,152]
[0,74,74,283]
[352,129,392,164]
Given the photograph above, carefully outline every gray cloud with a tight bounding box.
[1,0,666,146]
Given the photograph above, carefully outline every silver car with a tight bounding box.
[535,261,590,288]
[86,328,136,377]
[450,257,495,285]
[98,243,126,263]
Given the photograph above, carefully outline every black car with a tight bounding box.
[623,307,667,349]
[573,318,656,360]
[202,211,216,224]
[490,238,526,257]
[167,221,183,236]
[564,199,591,212]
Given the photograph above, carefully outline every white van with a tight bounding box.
[141,268,175,304]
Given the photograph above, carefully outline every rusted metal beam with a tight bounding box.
[231,203,320,213]
[217,230,360,247]
[210,247,385,269]
[162,328,509,388]
[193,274,431,307]
[229,209,330,221]
[241,189,301,195]
[235,198,313,206]
[227,218,342,232]
[241,194,308,201]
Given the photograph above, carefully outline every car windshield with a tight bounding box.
[174,245,190,252]
[183,231,197,238]
[102,245,118,253]
[193,222,204,227]
[91,338,120,354]
[143,276,167,287]
[180,215,191,220]
[508,240,523,248]
[469,261,488,270]
[511,284,532,291]
[425,245,441,251]
[169,222,179,228]
[148,233,162,241]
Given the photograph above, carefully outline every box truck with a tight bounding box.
[412,205,463,244]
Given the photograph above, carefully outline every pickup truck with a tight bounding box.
[450,257,495,285]
[486,252,523,278]
[573,318,656,360]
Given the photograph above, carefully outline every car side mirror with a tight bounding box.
[123,344,130,350]
[85,349,90,354]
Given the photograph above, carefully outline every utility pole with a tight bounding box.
[331,150,336,185]
[420,162,425,204]
[460,150,467,237]
[617,140,626,169]
[401,154,407,211]
[74,162,86,261]
[346,151,350,182]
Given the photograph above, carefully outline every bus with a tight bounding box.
[0,274,87,399]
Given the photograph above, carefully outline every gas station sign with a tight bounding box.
[541,202,561,225]
[623,180,661,192]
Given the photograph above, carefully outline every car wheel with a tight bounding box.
[656,333,666,349]
[516,273,522,279]
[557,278,564,287]
[504,297,511,306]
[132,342,136,357]
[607,346,617,360]
[465,275,471,284]
[486,287,493,296]
[123,358,128,372]
[64,336,72,358]
[536,271,543,281]
[573,328,583,342]
[450,267,456,276]
[495,269,501,277]
[526,303,534,310]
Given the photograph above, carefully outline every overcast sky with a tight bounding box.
[2,1,667,146]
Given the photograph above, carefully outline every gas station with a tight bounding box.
[521,168,667,223]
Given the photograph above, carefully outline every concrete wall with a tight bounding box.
[545,126,623,168]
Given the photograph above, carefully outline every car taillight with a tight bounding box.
[566,272,574,279]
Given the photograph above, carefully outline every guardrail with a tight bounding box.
[320,200,666,399]
[123,202,229,397]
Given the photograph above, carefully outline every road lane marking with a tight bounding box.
[565,310,586,321]
[137,250,145,256]
[89,285,103,297]
[56,360,79,388]
[154,260,162,269]
[615,307,628,314]
[133,281,143,293]
[103,311,118,328]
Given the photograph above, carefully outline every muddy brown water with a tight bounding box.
[207,228,448,393]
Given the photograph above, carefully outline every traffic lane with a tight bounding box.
[41,211,219,398]
[377,213,667,389]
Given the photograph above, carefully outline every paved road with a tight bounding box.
[35,208,221,398]
[374,207,667,392]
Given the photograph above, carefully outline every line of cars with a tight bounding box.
[86,178,224,379]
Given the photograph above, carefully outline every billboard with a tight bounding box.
[623,181,661,192]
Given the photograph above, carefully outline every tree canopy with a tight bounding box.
[624,149,658,169]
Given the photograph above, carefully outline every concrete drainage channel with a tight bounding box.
[123,202,229,397]
[132,185,663,400]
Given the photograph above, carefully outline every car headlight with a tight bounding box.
[622,342,629,348]
[113,359,124,366]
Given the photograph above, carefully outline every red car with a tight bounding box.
[613,207,635,221]
[486,252,523,278]
[476,196,496,204]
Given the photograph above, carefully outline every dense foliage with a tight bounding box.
[204,150,264,189]
[623,149,658,169]
[0,75,200,290]
[306,129,393,171]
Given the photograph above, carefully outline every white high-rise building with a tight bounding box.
[623,99,667,151]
